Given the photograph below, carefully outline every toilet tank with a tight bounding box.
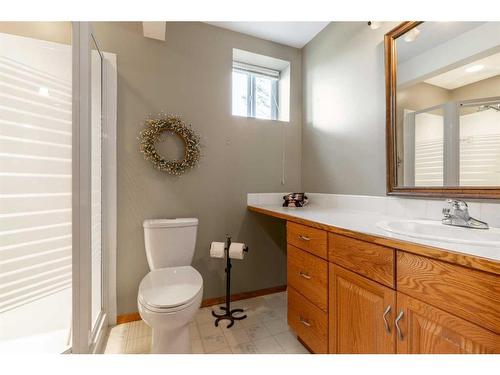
[143,218,198,270]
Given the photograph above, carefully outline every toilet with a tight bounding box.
[137,218,203,354]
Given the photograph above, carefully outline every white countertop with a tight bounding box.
[249,203,500,262]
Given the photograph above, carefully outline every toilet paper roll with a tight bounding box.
[210,242,225,258]
[229,242,246,260]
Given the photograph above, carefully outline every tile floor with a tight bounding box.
[104,291,309,354]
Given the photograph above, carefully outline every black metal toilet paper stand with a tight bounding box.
[212,235,248,328]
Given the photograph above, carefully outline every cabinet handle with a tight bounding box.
[382,305,392,334]
[298,235,310,241]
[395,310,404,341]
[299,271,312,280]
[299,316,311,327]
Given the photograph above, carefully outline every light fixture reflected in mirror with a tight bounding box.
[404,28,420,42]
[466,64,484,73]
[367,21,382,30]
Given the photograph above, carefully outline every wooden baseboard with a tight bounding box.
[201,285,287,308]
[116,312,141,325]
[116,285,287,325]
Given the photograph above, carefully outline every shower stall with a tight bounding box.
[0,22,116,354]
[402,96,500,187]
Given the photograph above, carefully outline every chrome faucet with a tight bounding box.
[442,199,489,229]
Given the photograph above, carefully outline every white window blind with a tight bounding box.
[232,61,280,79]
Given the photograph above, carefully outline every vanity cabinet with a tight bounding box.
[329,264,396,353]
[282,220,500,354]
[286,222,329,353]
[396,251,500,334]
[396,293,500,354]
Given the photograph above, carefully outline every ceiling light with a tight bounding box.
[404,28,421,42]
[367,21,381,30]
[38,87,50,97]
[465,64,484,73]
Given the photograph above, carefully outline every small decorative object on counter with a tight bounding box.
[283,192,308,207]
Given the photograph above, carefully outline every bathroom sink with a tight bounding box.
[377,219,500,247]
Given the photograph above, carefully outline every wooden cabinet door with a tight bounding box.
[396,292,500,354]
[329,264,396,353]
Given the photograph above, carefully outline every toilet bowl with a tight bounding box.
[137,218,203,353]
[138,266,203,353]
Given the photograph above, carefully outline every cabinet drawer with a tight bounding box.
[397,251,500,334]
[287,245,328,311]
[288,286,328,354]
[287,222,327,259]
[328,233,395,288]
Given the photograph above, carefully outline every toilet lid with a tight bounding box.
[138,266,203,310]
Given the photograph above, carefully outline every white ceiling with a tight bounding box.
[425,52,500,90]
[205,22,329,48]
[397,22,485,63]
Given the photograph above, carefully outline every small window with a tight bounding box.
[232,62,279,120]
[232,49,290,122]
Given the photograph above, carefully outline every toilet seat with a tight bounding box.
[138,266,203,313]
[139,288,203,314]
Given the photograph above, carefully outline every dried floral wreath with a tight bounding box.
[139,115,201,176]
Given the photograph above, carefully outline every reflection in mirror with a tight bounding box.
[395,22,500,188]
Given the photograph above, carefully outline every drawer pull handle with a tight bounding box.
[382,305,391,334]
[299,272,311,280]
[298,235,310,241]
[395,310,404,341]
[299,317,311,327]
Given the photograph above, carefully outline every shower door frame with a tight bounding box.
[71,22,117,354]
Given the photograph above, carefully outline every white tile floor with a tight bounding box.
[104,291,309,354]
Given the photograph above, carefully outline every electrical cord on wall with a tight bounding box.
[271,89,286,186]
[281,121,286,186]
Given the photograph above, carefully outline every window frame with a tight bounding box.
[232,66,279,121]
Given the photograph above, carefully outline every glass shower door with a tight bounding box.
[0,22,73,353]
[90,33,103,337]
[71,22,108,354]
[0,22,112,355]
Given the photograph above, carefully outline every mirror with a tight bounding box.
[386,22,500,198]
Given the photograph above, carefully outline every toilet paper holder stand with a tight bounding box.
[211,235,249,328]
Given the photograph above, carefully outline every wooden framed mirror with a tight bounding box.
[385,22,500,198]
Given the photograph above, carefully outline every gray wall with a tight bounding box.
[302,22,398,196]
[93,22,302,314]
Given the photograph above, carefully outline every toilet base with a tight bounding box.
[137,270,203,354]
[151,324,191,354]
